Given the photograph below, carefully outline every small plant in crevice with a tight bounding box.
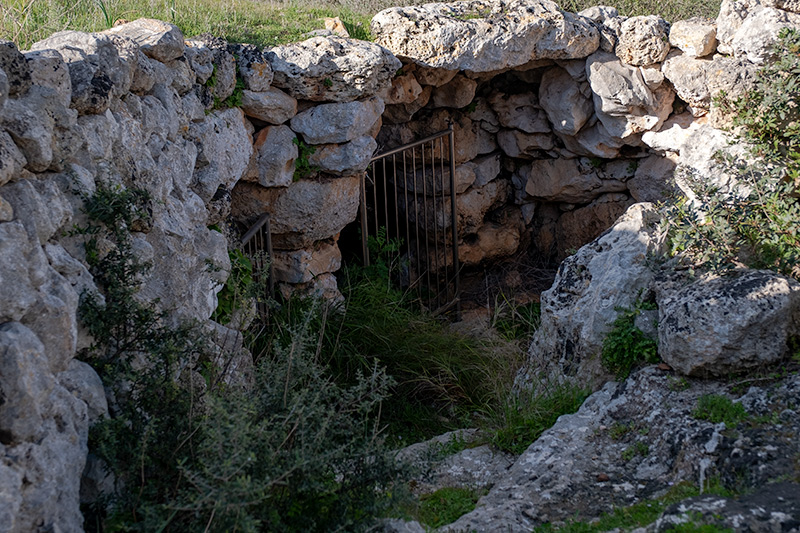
[293,136,318,181]
[601,300,660,380]
[692,394,749,426]
[621,441,650,461]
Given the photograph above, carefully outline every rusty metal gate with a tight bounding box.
[241,212,274,320]
[359,126,461,317]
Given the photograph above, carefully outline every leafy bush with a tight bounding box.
[664,29,800,280]
[78,185,406,532]
[601,304,659,380]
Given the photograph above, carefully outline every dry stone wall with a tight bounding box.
[1,0,798,529]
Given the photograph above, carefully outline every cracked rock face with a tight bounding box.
[438,367,800,532]
[371,0,600,73]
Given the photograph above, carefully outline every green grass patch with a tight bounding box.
[1,0,375,50]
[692,394,749,426]
[533,480,734,532]
[416,487,484,528]
[490,383,590,455]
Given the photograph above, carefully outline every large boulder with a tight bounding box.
[103,18,184,63]
[371,0,599,73]
[518,203,664,390]
[231,177,361,249]
[522,158,627,204]
[657,270,800,377]
[266,36,400,102]
[539,66,594,136]
[616,16,671,66]
[669,17,718,58]
[586,51,674,141]
[289,97,384,144]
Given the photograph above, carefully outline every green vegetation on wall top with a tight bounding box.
[2,0,723,50]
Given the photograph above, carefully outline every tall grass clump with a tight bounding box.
[77,184,406,532]
[663,29,800,281]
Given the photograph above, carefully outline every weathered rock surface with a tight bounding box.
[669,17,717,57]
[232,177,361,249]
[587,51,674,141]
[522,158,627,203]
[240,88,297,124]
[266,36,400,102]
[0,40,32,97]
[308,135,377,176]
[290,97,384,144]
[104,18,184,63]
[442,366,800,531]
[247,125,298,188]
[371,0,599,73]
[271,241,342,284]
[657,270,800,377]
[616,16,671,66]
[539,66,594,136]
[519,203,664,390]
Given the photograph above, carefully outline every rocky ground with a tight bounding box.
[388,362,800,532]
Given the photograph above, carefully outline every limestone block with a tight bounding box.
[730,6,800,64]
[290,97,383,145]
[521,203,664,390]
[522,158,627,203]
[267,36,400,102]
[669,17,718,57]
[384,72,423,105]
[555,192,634,259]
[489,92,551,134]
[430,74,477,108]
[241,87,297,124]
[232,177,361,249]
[658,270,800,377]
[58,359,109,423]
[616,15,671,66]
[471,153,502,188]
[586,51,674,141]
[716,0,762,55]
[627,152,679,202]
[0,130,26,186]
[0,67,6,108]
[371,0,599,73]
[104,18,184,62]
[458,217,521,266]
[558,120,624,159]
[163,56,194,95]
[0,194,12,222]
[0,40,32,97]
[187,107,254,202]
[2,178,72,243]
[578,5,620,22]
[30,31,133,113]
[249,125,297,188]
[272,241,342,283]
[186,35,236,103]
[661,51,712,115]
[539,66,594,136]
[228,43,273,92]
[414,65,458,87]
[308,135,377,176]
[184,40,215,84]
[383,85,431,123]
[641,112,704,153]
[0,99,54,172]
[0,222,48,322]
[25,49,72,107]
[762,0,800,12]
[497,129,555,158]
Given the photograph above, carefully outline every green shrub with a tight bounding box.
[664,29,800,280]
[78,185,406,532]
[692,394,748,426]
[292,136,318,181]
[601,304,659,380]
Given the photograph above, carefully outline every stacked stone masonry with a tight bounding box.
[0,0,799,530]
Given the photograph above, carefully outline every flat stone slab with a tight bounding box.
[371,0,599,73]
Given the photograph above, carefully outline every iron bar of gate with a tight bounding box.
[360,125,460,318]
[241,213,274,320]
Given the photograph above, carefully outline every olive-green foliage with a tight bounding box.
[79,185,405,532]
[664,29,800,280]
[601,304,659,380]
[416,487,484,528]
[692,394,749,426]
[491,383,590,455]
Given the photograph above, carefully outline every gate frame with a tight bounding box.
[359,124,461,318]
